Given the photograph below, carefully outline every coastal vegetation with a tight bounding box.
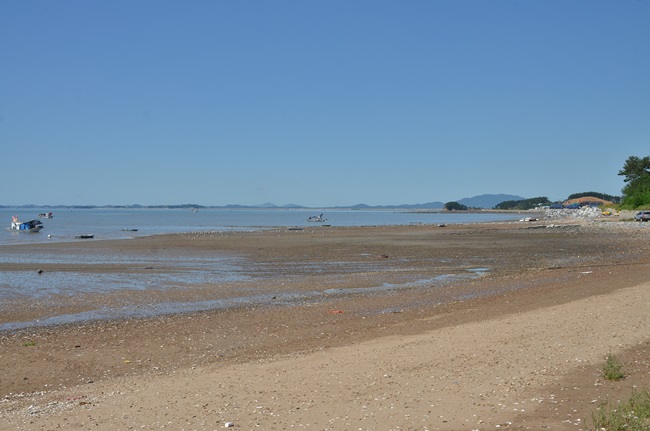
[494,196,552,210]
[619,155,650,209]
[588,354,650,431]
[602,353,625,381]
[590,389,650,431]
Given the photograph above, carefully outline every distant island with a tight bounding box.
[0,194,528,211]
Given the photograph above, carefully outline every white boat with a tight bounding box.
[307,213,327,222]
[11,216,44,232]
[38,212,54,218]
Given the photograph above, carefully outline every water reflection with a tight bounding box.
[0,268,490,331]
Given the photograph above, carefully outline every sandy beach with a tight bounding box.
[1,220,650,430]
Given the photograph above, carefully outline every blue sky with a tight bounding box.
[1,1,648,207]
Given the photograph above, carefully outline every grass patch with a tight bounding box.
[23,340,36,347]
[590,389,650,431]
[603,353,626,381]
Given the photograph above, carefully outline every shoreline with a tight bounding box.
[0,218,623,331]
[1,221,650,430]
[0,208,532,247]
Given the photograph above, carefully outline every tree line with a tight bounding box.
[566,192,620,204]
[444,155,650,211]
[493,197,552,210]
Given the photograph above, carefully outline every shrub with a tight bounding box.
[603,353,625,381]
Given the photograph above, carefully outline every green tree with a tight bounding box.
[495,197,552,210]
[444,201,468,211]
[619,156,650,208]
[619,156,650,183]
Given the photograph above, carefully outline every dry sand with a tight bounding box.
[1,220,650,430]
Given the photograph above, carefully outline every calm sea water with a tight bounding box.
[0,207,522,246]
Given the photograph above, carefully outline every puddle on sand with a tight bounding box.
[0,269,251,299]
[0,253,251,299]
[325,267,490,296]
[0,267,491,331]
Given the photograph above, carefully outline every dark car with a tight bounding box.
[635,211,650,222]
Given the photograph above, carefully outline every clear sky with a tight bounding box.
[1,1,648,207]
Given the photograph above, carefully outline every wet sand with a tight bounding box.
[1,220,650,430]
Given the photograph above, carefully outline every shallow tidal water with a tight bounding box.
[0,248,491,331]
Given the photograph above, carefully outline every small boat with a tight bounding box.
[307,213,327,222]
[38,212,54,218]
[10,216,44,232]
[121,228,138,231]
[75,234,94,239]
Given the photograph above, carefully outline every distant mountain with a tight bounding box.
[457,194,526,209]
[345,202,444,209]
[222,204,254,209]
[2,198,513,210]
[401,201,445,209]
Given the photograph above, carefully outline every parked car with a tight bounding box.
[635,211,650,222]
